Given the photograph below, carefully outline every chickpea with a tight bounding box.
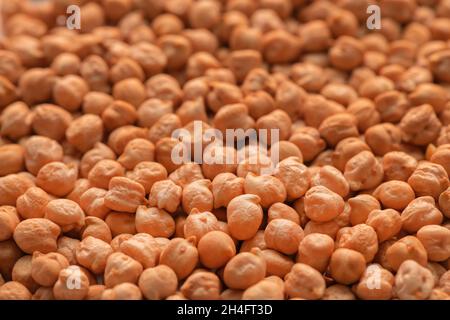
[0,173,33,206]
[365,123,402,156]
[227,194,263,240]
[169,163,204,188]
[23,136,63,176]
[11,255,38,293]
[0,102,32,141]
[56,237,80,266]
[197,231,236,269]
[180,271,221,300]
[104,177,146,213]
[0,145,23,177]
[264,219,304,255]
[385,236,428,272]
[81,216,111,243]
[0,206,20,241]
[382,151,417,182]
[330,248,366,285]
[181,179,213,214]
[127,162,167,194]
[176,99,208,126]
[267,203,299,225]
[79,188,110,220]
[304,186,344,223]
[211,173,244,208]
[53,266,90,300]
[401,196,444,233]
[135,206,174,239]
[284,263,325,300]
[244,173,287,208]
[105,212,136,237]
[428,49,450,82]
[88,160,125,190]
[242,276,285,300]
[365,209,402,242]
[160,237,198,280]
[138,265,177,300]
[261,30,301,64]
[75,236,113,275]
[439,187,450,218]
[30,252,69,287]
[347,99,381,133]
[372,180,415,211]
[399,104,442,146]
[18,68,56,105]
[224,250,266,290]
[394,260,434,300]
[104,252,143,288]
[117,233,160,269]
[329,36,364,71]
[13,218,60,254]
[256,109,292,142]
[44,199,84,233]
[322,284,356,300]
[35,162,77,197]
[0,281,32,300]
[408,162,449,199]
[148,179,182,213]
[416,225,450,262]
[297,233,334,273]
[310,165,349,198]
[356,264,395,300]
[336,224,379,263]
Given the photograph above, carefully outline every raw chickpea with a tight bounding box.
[347,99,381,132]
[213,103,255,134]
[401,196,443,233]
[119,233,160,269]
[181,271,221,300]
[211,173,244,209]
[183,209,218,244]
[385,236,428,272]
[394,260,434,300]
[79,55,109,92]
[382,151,417,181]
[206,82,242,113]
[18,68,56,105]
[198,231,236,269]
[31,252,69,287]
[230,26,262,51]
[45,199,84,233]
[304,186,344,223]
[268,203,299,225]
[0,174,34,206]
[320,83,357,107]
[101,100,137,132]
[30,104,71,142]
[56,237,80,266]
[101,283,142,300]
[366,209,402,242]
[298,20,331,52]
[331,138,369,172]
[169,163,204,188]
[24,136,63,175]
[83,92,114,115]
[224,250,266,290]
[244,173,286,208]
[408,162,449,199]
[364,123,402,156]
[372,180,415,211]
[428,49,450,82]
[399,104,442,146]
[104,252,143,288]
[261,30,301,64]
[409,83,449,114]
[348,194,380,226]
[242,276,285,300]
[52,75,89,112]
[66,114,104,153]
[256,110,292,142]
[160,237,198,280]
[74,215,107,243]
[145,74,182,108]
[439,187,450,218]
[109,58,144,84]
[264,219,303,255]
[329,36,364,71]
[259,248,293,278]
[155,137,182,173]
[227,194,263,240]
[105,211,136,236]
[36,162,77,197]
[148,179,182,213]
[80,143,115,178]
[112,78,146,108]
[104,177,146,213]
[322,284,356,300]
[13,218,60,254]
[0,102,32,140]
[176,99,208,126]
[302,96,345,127]
[0,281,32,300]
[336,224,379,263]
[430,145,450,177]
[0,239,23,281]
[79,188,110,220]
[0,206,20,241]
[75,236,113,274]
[88,160,125,190]
[358,76,395,100]
[188,0,220,29]
[284,263,325,300]
[356,264,395,300]
[135,206,174,239]
[182,179,213,214]
[126,162,167,195]
[32,286,55,300]
[417,225,450,262]
[330,248,366,285]
[297,233,334,273]
[310,165,349,198]
[270,141,303,163]
[138,265,178,300]
[289,128,326,162]
[53,266,90,300]
[182,29,218,54]
[0,145,24,177]
[242,68,277,95]
[12,255,38,293]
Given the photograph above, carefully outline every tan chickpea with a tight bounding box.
[127,161,167,194]
[385,236,427,272]
[330,248,366,285]
[211,173,244,209]
[0,239,23,280]
[112,78,146,108]
[417,225,450,262]
[430,145,450,177]
[243,173,286,209]
[0,145,24,177]
[52,75,89,112]
[0,102,32,141]
[336,224,379,263]
[105,212,136,237]
[408,162,449,199]
[394,260,434,300]
[257,248,293,278]
[13,218,60,254]
[347,99,381,133]
[44,199,84,233]
[197,231,236,269]
[181,179,213,214]
[260,30,301,64]
[101,100,137,132]
[401,196,444,233]
[148,114,182,144]
[372,180,415,211]
[0,281,32,300]
[104,176,146,213]
[75,236,113,275]
[56,237,80,266]
[155,137,182,173]
[270,141,303,163]
[79,188,110,220]
[101,282,142,300]
[347,194,380,226]
[88,160,125,190]
[364,123,402,156]
[169,163,204,188]
[298,20,331,52]
[53,266,90,300]
[79,55,109,93]
[18,68,56,105]
[242,276,285,300]
[409,83,448,114]
[82,92,113,116]
[118,233,160,269]
[0,206,20,241]
[297,233,334,273]
[138,265,178,300]
[135,206,174,239]
[148,179,182,213]
[399,104,442,146]
[176,99,207,126]
[226,194,264,242]
[160,237,198,280]
[267,203,299,225]
[0,173,33,206]
[180,271,221,300]
[304,186,344,223]
[381,151,417,181]
[428,49,450,83]
[65,115,104,153]
[284,263,325,300]
[224,249,266,290]
[205,82,241,114]
[23,136,63,176]
[181,29,217,54]
[366,209,402,243]
[264,219,304,255]
[30,252,68,287]
[30,104,71,142]
[104,252,143,288]
[11,255,38,293]
[302,96,345,129]
[310,165,349,198]
[212,103,255,134]
[36,162,77,197]
[183,209,218,244]
[439,187,450,218]
[356,264,395,300]
[81,216,111,243]
[322,284,356,300]
[329,36,364,71]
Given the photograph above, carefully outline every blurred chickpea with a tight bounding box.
[30,252,69,287]
[399,104,442,146]
[284,263,325,300]
[329,36,364,71]
[0,206,19,242]
[0,173,33,206]
[364,123,402,156]
[13,218,60,254]
[394,260,434,300]
[188,0,220,29]
[138,265,178,300]
[356,264,395,300]
[227,194,263,240]
[0,102,32,140]
[52,75,89,112]
[18,68,56,105]
[80,55,109,93]
[385,236,428,272]
[439,187,450,218]
[401,196,444,233]
[82,92,113,115]
[112,78,146,108]
[0,281,31,300]
[322,284,356,300]
[160,237,198,280]
[105,212,136,237]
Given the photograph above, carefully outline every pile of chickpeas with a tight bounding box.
[0,0,450,301]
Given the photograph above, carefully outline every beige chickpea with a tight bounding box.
[18,68,56,105]
[344,151,384,191]
[79,188,110,220]
[176,98,208,126]
[289,127,326,162]
[297,233,334,273]
[182,29,218,54]
[66,114,104,153]
[23,136,63,176]
[310,165,349,198]
[56,237,80,266]
[385,236,428,272]
[284,263,325,300]
[79,55,109,92]
[336,224,379,263]
[81,216,112,243]
[180,271,221,300]
[183,209,218,244]
[0,206,20,241]
[118,233,160,269]
[0,239,23,280]
[168,162,204,188]
[135,206,175,239]
[35,161,77,197]
[244,173,286,209]
[0,145,24,177]
[138,265,178,300]
[417,225,450,262]
[394,260,434,300]
[155,137,182,173]
[401,196,443,233]
[0,102,32,141]
[52,75,89,112]
[13,218,60,254]
[104,176,146,213]
[75,236,113,274]
[302,96,345,128]
[329,36,364,71]
[104,252,143,288]
[347,99,381,133]
[30,104,71,142]
[53,266,90,300]
[224,250,266,290]
[267,203,299,225]
[365,209,402,242]
[79,143,115,178]
[109,57,145,84]
[347,194,380,226]
[198,231,236,269]
[160,237,198,280]
[399,104,442,146]
[101,283,142,300]
[330,248,366,285]
[112,78,146,108]
[270,141,303,164]
[331,138,369,172]
[0,173,34,206]
[11,255,38,293]
[181,179,213,214]
[0,281,32,300]
[148,179,182,213]
[127,161,167,194]
[82,92,113,115]
[298,20,331,52]
[31,252,69,287]
[356,264,395,300]
[88,159,125,190]
[213,103,255,134]
[264,219,304,255]
[439,187,450,218]
[227,194,263,240]
[261,30,301,64]
[408,162,449,199]
[105,212,136,237]
[304,186,344,223]
[382,151,417,181]
[211,173,244,208]
[101,100,137,132]
[256,110,292,142]
[322,284,356,300]
[271,157,309,201]
[44,199,84,233]
[242,276,285,300]
[372,180,415,211]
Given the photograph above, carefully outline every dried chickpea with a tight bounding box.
[322,284,356,300]
[268,203,299,225]
[399,104,442,146]
[336,224,379,263]
[31,252,69,287]
[75,236,113,275]
[183,209,218,244]
[11,255,38,293]
[198,231,236,269]
[0,173,34,206]
[148,179,182,213]
[127,161,167,195]
[366,209,402,242]
[13,218,60,254]
[385,236,428,272]
[118,233,160,269]
[401,196,444,233]
[394,260,434,300]
[304,186,344,223]
[104,252,143,288]
[36,162,77,197]
[169,163,204,188]
[0,102,32,140]
[211,173,244,208]
[104,177,146,213]
[244,173,286,208]
[101,283,142,300]
[79,188,110,220]
[44,199,84,233]
[105,212,136,237]
[52,75,89,112]
[0,206,20,241]
[224,250,266,290]
[347,99,381,132]
[364,123,402,156]
[242,276,285,300]
[417,225,450,262]
[0,281,32,300]
[181,179,213,214]
[53,266,90,300]
[180,271,221,300]
[138,265,178,300]
[372,180,415,211]
[23,136,63,176]
[18,68,56,105]
[88,160,125,190]
[355,264,395,300]
[135,206,175,239]
[227,194,263,240]
[439,187,450,218]
[408,162,449,199]
[284,263,325,300]
[297,233,334,273]
[112,78,146,108]
[382,151,417,181]
[330,248,366,285]
[160,237,198,280]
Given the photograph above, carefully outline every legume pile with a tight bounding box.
[0,0,450,301]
